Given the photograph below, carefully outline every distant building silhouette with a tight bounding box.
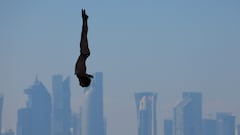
[0,95,3,135]
[164,119,173,135]
[173,92,202,135]
[16,78,51,135]
[16,108,30,135]
[52,75,71,135]
[1,129,14,135]
[216,112,235,135]
[82,72,106,135]
[135,92,158,135]
[202,119,217,135]
[237,124,240,135]
[71,111,82,135]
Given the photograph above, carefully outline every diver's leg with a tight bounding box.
[80,9,90,56]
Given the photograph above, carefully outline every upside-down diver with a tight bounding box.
[75,9,93,87]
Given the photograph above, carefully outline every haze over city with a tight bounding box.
[1,0,240,135]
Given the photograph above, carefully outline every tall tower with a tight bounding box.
[17,78,51,135]
[135,92,158,135]
[164,119,173,135]
[216,113,235,135]
[71,111,82,135]
[237,124,240,135]
[17,108,31,135]
[52,75,71,135]
[202,119,217,135]
[1,130,14,135]
[173,92,202,135]
[0,95,3,135]
[82,72,105,135]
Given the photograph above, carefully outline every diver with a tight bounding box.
[75,9,93,87]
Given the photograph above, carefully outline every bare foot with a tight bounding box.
[82,9,88,20]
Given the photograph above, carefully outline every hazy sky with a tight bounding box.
[1,0,240,135]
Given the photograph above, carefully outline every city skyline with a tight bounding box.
[1,74,240,135]
[16,78,51,135]
[1,1,240,135]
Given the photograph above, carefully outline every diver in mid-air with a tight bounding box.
[75,9,93,87]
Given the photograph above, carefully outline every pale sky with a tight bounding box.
[1,0,240,135]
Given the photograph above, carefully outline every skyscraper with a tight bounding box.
[173,92,202,135]
[216,112,235,135]
[82,72,105,135]
[164,119,173,135]
[16,108,31,135]
[1,129,14,135]
[202,119,217,135]
[71,111,82,135]
[52,75,71,135]
[16,78,51,135]
[135,92,158,135]
[237,124,240,135]
[0,95,3,135]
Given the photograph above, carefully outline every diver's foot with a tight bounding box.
[82,9,88,20]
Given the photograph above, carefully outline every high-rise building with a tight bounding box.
[0,95,3,135]
[164,119,173,135]
[16,108,31,135]
[71,111,82,135]
[202,119,217,135]
[135,92,158,135]
[237,124,240,135]
[82,72,105,135]
[52,75,71,135]
[1,129,14,135]
[216,112,235,135]
[16,78,51,135]
[173,92,202,135]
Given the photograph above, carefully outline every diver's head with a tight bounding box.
[79,76,91,87]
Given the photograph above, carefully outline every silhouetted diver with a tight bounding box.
[75,9,93,87]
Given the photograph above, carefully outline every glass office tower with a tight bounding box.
[17,78,51,135]
[135,92,158,135]
[82,72,105,135]
[52,75,71,135]
[237,124,240,135]
[164,119,173,135]
[71,112,82,135]
[202,119,217,135]
[216,112,235,135]
[174,92,202,135]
